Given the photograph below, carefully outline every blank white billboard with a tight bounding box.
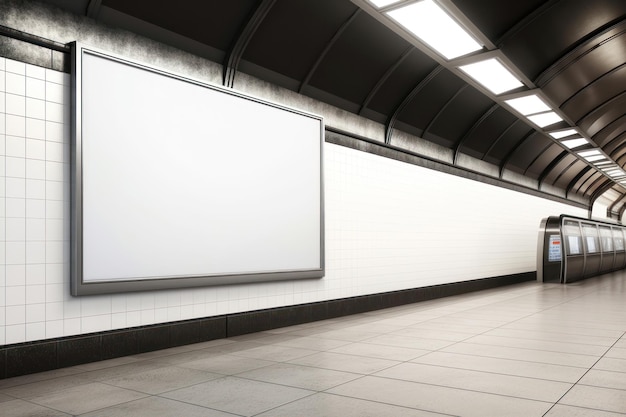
[71,44,324,295]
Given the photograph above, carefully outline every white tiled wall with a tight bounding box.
[0,57,587,346]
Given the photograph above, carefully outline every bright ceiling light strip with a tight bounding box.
[458,58,523,95]
[527,112,563,128]
[504,94,551,116]
[578,149,602,157]
[386,0,482,60]
[582,154,607,162]
[368,0,400,8]
[550,129,578,139]
[561,138,588,149]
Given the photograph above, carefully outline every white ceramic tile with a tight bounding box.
[26,301,45,319]
[45,102,64,123]
[46,320,64,338]
[6,136,25,158]
[26,64,46,81]
[27,198,46,218]
[0,92,4,113]
[5,156,25,178]
[5,177,25,198]
[45,121,64,142]
[0,71,5,92]
[6,72,25,95]
[46,82,64,104]
[26,242,46,264]
[6,94,25,116]
[6,115,26,137]
[26,218,46,241]
[6,285,26,306]
[6,241,26,264]
[45,161,64,182]
[45,141,63,162]
[26,322,46,341]
[5,323,26,344]
[26,159,46,179]
[45,180,64,201]
[45,263,64,284]
[6,198,26,218]
[6,264,26,286]
[26,77,46,99]
[6,305,26,325]
[26,99,46,121]
[6,59,26,75]
[26,179,45,199]
[45,69,67,85]
[6,217,26,241]
[46,283,64,303]
[46,303,63,321]
[25,264,45,285]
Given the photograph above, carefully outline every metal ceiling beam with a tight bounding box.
[299,8,361,94]
[422,85,468,139]
[498,129,536,179]
[589,180,617,212]
[523,142,553,176]
[551,159,579,187]
[482,119,521,161]
[359,46,413,115]
[559,63,626,111]
[538,151,569,187]
[453,104,499,165]
[385,65,443,145]
[496,0,561,47]
[566,166,592,199]
[86,0,102,19]
[223,0,277,88]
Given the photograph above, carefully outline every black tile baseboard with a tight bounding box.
[0,272,534,379]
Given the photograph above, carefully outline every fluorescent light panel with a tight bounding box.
[527,112,563,127]
[550,129,578,139]
[386,0,482,59]
[504,95,551,116]
[458,58,523,95]
[578,149,602,157]
[368,0,400,8]
[582,154,606,162]
[561,138,588,149]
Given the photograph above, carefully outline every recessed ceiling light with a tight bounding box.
[549,129,578,139]
[527,112,563,128]
[368,0,400,8]
[578,149,602,157]
[561,138,588,149]
[386,0,482,60]
[458,58,524,95]
[581,154,606,162]
[504,95,551,116]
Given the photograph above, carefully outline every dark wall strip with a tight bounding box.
[0,272,534,379]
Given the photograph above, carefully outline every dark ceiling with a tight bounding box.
[43,0,626,214]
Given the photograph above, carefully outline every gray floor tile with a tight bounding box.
[0,392,14,403]
[604,347,626,360]
[392,327,473,342]
[0,367,85,390]
[544,404,626,417]
[559,385,626,414]
[237,362,362,390]
[178,353,275,375]
[288,351,400,374]
[364,333,456,350]
[375,362,572,402]
[304,328,382,342]
[329,341,430,361]
[458,334,608,356]
[79,396,234,417]
[161,376,313,416]
[0,373,97,400]
[593,357,626,373]
[485,328,619,347]
[0,399,72,417]
[327,375,552,417]
[269,335,351,351]
[103,365,222,394]
[579,369,626,390]
[410,351,587,383]
[442,341,598,368]
[27,382,148,415]
[256,392,448,417]
[231,344,318,362]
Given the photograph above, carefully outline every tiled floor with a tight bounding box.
[2,273,626,416]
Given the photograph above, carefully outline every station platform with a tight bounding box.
[1,273,625,416]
